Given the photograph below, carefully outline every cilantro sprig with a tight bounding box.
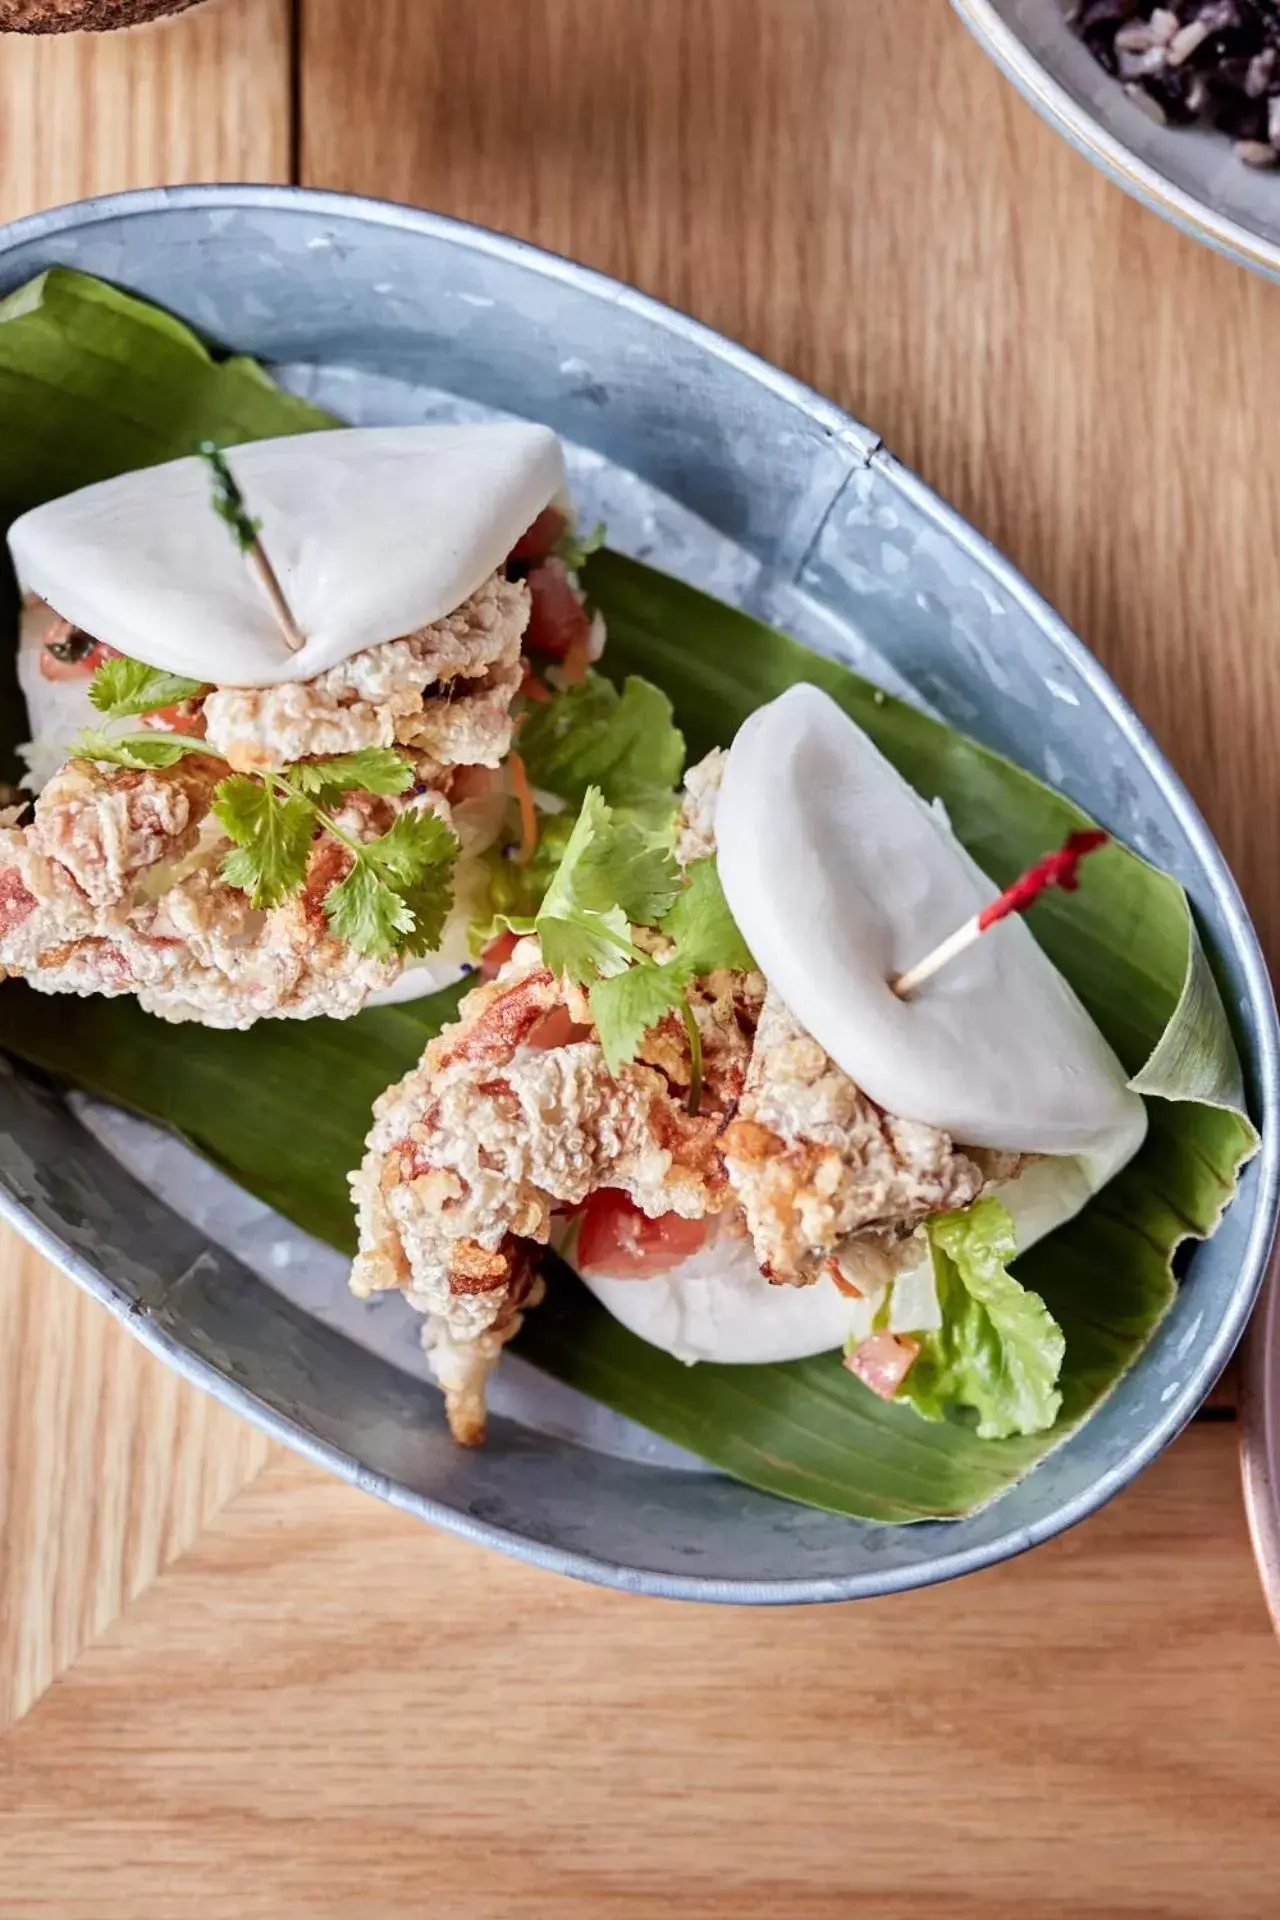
[212,749,458,959]
[526,786,753,1109]
[73,658,456,962]
[71,729,218,771]
[517,672,685,828]
[198,440,262,554]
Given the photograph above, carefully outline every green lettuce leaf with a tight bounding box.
[895,1201,1066,1439]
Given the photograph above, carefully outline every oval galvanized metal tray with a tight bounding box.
[0,184,1274,1602]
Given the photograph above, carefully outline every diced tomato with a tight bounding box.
[509,505,568,565]
[524,558,593,662]
[143,702,206,736]
[479,930,520,981]
[525,1004,593,1051]
[843,1332,920,1401]
[576,1189,710,1279]
[39,635,119,682]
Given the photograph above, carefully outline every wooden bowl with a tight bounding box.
[0,0,201,30]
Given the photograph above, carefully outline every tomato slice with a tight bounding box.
[479,930,520,981]
[524,558,593,662]
[525,1004,593,1051]
[576,1189,710,1279]
[509,506,568,565]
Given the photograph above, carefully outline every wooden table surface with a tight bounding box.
[2,3,1279,1913]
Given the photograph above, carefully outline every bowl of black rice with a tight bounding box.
[952,0,1280,280]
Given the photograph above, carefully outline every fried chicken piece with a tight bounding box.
[721,988,986,1288]
[348,751,1002,1443]
[202,572,528,774]
[349,947,758,1442]
[26,755,220,907]
[673,746,726,867]
[0,752,461,1026]
[0,574,536,1025]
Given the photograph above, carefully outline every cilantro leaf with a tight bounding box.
[555,519,606,574]
[398,866,458,956]
[539,899,635,984]
[574,814,681,925]
[322,863,417,961]
[896,1200,1065,1440]
[659,858,755,977]
[358,808,458,886]
[322,810,458,958]
[535,789,675,984]
[213,773,315,909]
[589,963,686,1074]
[518,674,685,822]
[72,729,217,771]
[88,656,207,719]
[286,749,415,801]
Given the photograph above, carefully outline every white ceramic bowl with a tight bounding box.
[953,0,1280,282]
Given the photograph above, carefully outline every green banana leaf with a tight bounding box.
[0,267,333,512]
[0,271,1258,1521]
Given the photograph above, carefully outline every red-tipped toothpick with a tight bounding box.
[891,829,1110,1000]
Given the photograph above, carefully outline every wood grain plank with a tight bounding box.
[300,0,1280,966]
[0,0,293,218]
[1,1427,1276,1920]
[0,0,291,1729]
[0,1228,273,1728]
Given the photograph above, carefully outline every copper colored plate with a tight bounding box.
[1242,1248,1280,1634]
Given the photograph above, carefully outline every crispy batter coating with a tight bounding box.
[202,572,528,774]
[348,948,758,1441]
[721,988,986,1289]
[350,752,1002,1444]
[1,574,533,1025]
[0,758,428,1025]
[673,746,725,867]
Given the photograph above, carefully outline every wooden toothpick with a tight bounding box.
[891,830,1110,1000]
[199,441,304,653]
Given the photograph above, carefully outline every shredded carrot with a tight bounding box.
[560,622,593,686]
[519,659,553,704]
[508,749,539,867]
[824,1257,864,1300]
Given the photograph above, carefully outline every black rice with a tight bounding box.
[1066,2,1280,164]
